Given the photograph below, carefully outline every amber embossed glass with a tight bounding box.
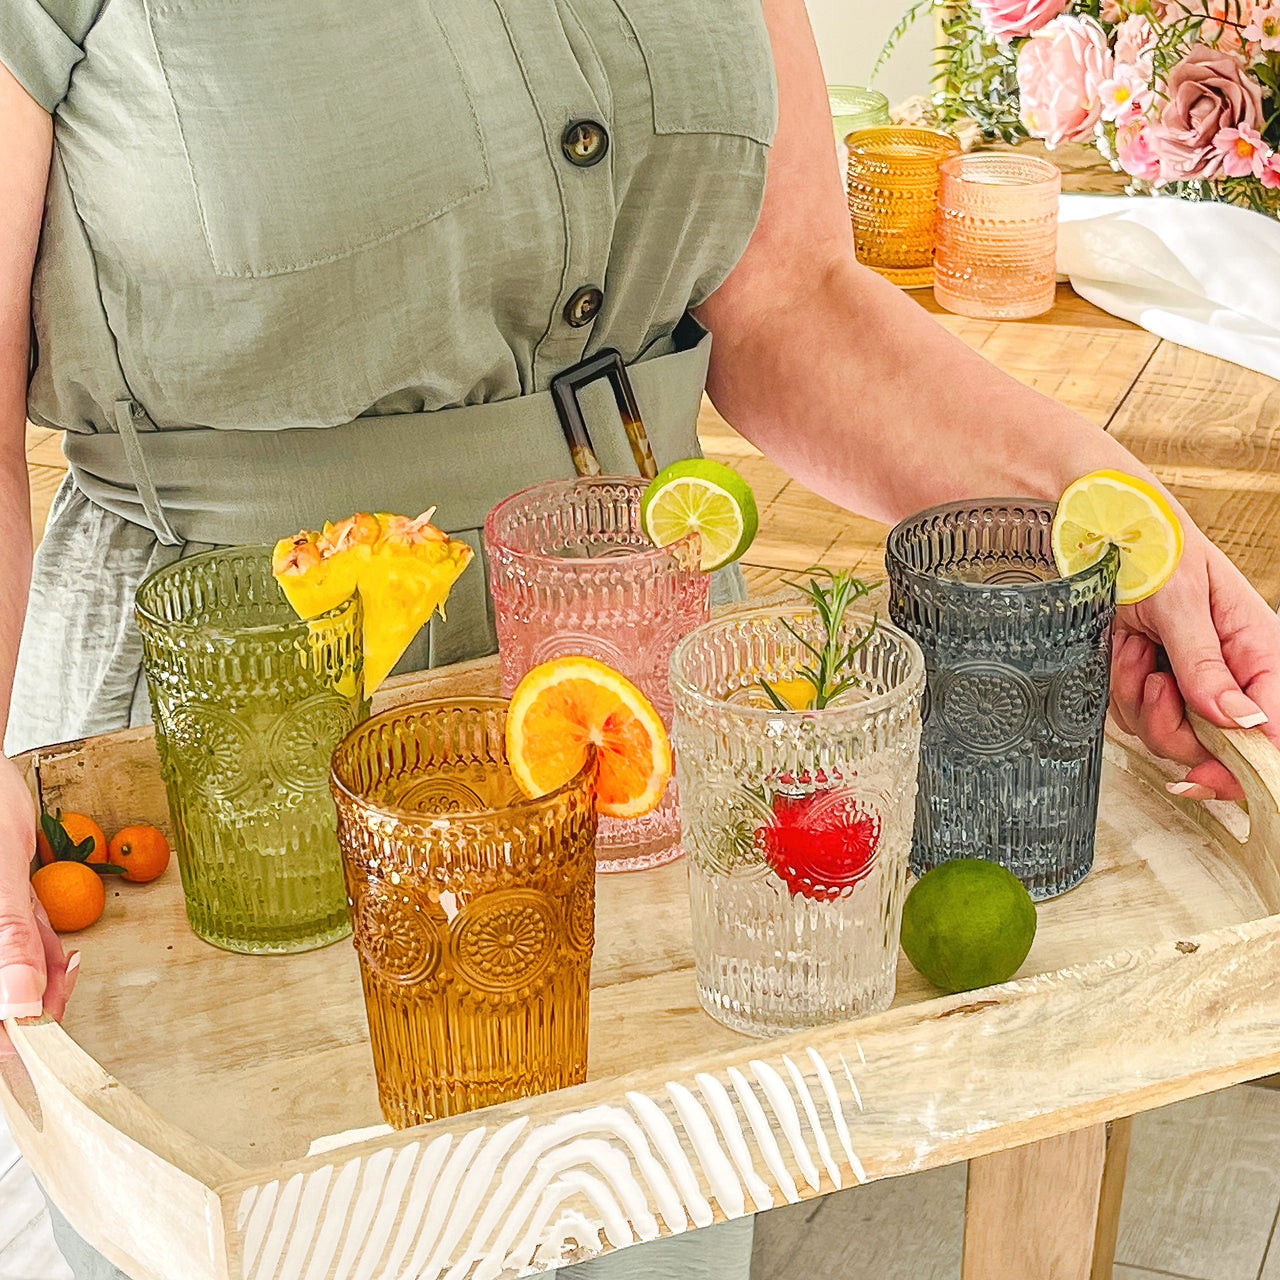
[847,127,962,288]
[136,546,365,953]
[886,501,1119,900]
[331,699,598,1128]
[485,476,709,872]
[670,607,924,1037]
[933,153,1062,320]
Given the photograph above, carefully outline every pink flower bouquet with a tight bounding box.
[885,0,1280,214]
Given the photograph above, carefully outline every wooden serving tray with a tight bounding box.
[6,655,1280,1280]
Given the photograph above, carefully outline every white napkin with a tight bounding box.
[1056,192,1280,381]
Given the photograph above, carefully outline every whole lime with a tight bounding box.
[900,858,1037,993]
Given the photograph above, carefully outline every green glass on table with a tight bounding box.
[136,546,367,953]
[828,84,891,145]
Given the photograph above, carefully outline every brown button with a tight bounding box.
[562,120,609,167]
[564,286,603,327]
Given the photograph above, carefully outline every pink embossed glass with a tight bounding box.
[484,477,710,872]
[932,153,1062,319]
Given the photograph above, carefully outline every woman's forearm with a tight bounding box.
[701,257,1159,526]
[0,66,51,739]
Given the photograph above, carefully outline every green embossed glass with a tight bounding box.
[136,546,366,953]
[886,500,1119,900]
[828,84,891,145]
[331,700,598,1128]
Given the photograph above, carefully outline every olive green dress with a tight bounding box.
[2,1,775,1275]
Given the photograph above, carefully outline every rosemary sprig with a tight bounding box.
[759,568,878,711]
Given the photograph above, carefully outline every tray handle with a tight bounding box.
[1189,711,1280,913]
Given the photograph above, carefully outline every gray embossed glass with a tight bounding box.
[485,477,709,872]
[670,607,925,1037]
[330,699,598,1128]
[136,546,366,953]
[886,500,1119,900]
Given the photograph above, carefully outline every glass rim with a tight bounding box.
[134,542,360,640]
[328,695,598,825]
[483,475,701,570]
[846,126,962,160]
[884,497,1121,596]
[827,84,890,110]
[938,152,1062,190]
[668,604,925,724]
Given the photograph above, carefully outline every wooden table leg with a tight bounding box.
[962,1124,1108,1280]
[1090,1116,1134,1280]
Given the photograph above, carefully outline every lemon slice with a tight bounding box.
[641,458,759,572]
[506,656,672,818]
[1051,470,1183,604]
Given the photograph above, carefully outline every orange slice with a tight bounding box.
[506,656,672,819]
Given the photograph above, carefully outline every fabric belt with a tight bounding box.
[63,328,713,548]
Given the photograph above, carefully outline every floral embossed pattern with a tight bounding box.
[450,889,559,996]
[355,884,442,985]
[936,661,1038,754]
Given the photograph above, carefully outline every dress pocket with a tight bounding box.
[145,0,490,277]
[613,0,777,145]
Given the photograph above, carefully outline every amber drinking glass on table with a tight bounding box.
[331,699,598,1128]
[933,153,1062,320]
[886,500,1119,900]
[136,546,365,953]
[846,127,961,288]
[670,607,925,1036]
[485,476,709,871]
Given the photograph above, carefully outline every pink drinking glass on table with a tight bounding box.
[484,476,710,871]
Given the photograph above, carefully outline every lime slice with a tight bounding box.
[1051,469,1183,605]
[641,458,759,571]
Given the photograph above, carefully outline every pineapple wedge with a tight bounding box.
[272,508,473,691]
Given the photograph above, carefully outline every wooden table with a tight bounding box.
[9,285,1280,1280]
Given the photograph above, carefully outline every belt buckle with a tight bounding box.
[550,349,658,479]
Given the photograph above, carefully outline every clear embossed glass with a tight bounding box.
[933,153,1062,320]
[670,607,925,1037]
[847,127,962,288]
[136,546,365,953]
[485,476,709,872]
[886,500,1119,900]
[330,699,598,1128]
[828,84,891,145]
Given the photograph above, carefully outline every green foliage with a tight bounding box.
[759,568,878,712]
[933,6,1026,140]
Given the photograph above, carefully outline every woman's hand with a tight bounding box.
[1108,531,1280,801]
[0,754,78,1035]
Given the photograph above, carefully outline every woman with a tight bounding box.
[2,1,1277,1276]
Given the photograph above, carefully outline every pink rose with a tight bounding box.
[977,0,1072,40]
[1147,46,1264,180]
[1113,14,1158,77]
[1212,124,1269,177]
[1016,16,1114,146]
[1116,121,1163,178]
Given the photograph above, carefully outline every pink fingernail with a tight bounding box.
[1220,691,1268,729]
[0,964,45,1020]
[1235,712,1269,729]
[65,953,81,979]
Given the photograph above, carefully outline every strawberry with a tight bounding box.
[755,786,882,902]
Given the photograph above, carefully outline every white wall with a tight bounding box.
[804,0,936,111]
